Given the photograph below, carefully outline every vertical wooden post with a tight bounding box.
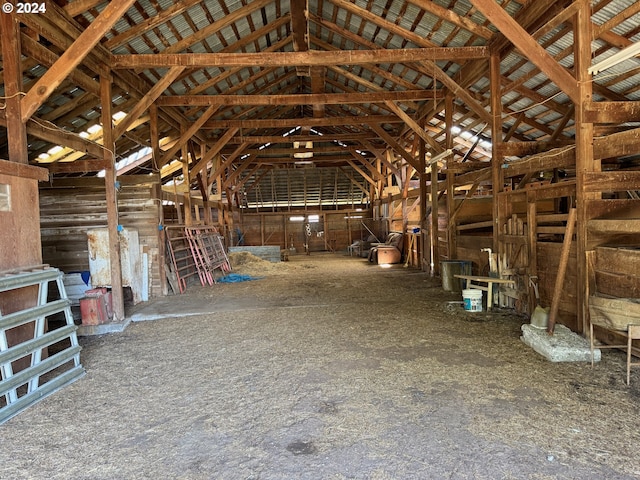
[575,0,596,334]
[445,93,456,261]
[201,143,212,225]
[526,195,538,314]
[490,51,504,255]
[149,104,168,294]
[181,131,192,226]
[419,125,428,272]
[101,75,125,322]
[0,12,28,164]
[430,146,439,274]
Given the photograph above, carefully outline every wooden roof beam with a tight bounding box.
[189,128,240,178]
[228,133,375,144]
[291,0,309,53]
[369,124,420,171]
[157,90,441,107]
[20,0,137,122]
[159,106,220,168]
[103,0,203,50]
[202,115,403,129]
[470,0,579,104]
[111,47,490,69]
[338,167,370,197]
[162,0,274,54]
[113,67,185,139]
[384,101,444,155]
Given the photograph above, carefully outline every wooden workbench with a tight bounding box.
[454,274,515,310]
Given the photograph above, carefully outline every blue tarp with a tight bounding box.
[217,273,261,283]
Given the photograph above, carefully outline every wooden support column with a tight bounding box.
[101,76,125,322]
[490,51,504,255]
[527,196,538,315]
[419,124,429,272]
[181,127,193,226]
[430,146,439,274]
[575,0,596,334]
[201,143,212,225]
[445,93,456,260]
[0,12,28,164]
[150,104,168,295]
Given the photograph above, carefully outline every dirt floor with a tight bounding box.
[2,252,640,479]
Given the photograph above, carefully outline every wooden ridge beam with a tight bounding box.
[111,47,490,69]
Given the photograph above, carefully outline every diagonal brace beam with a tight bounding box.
[20,0,137,122]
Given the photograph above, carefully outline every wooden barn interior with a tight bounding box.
[2,0,640,467]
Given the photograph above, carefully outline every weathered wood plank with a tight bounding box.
[583,171,640,192]
[112,48,490,69]
[584,101,640,124]
[157,90,440,106]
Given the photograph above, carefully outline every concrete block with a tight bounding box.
[521,323,600,363]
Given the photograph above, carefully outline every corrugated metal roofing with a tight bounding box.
[1,0,639,201]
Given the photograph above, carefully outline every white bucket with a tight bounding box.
[462,289,483,312]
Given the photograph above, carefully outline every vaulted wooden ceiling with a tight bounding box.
[1,0,640,206]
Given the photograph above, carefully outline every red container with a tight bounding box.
[84,287,108,296]
[80,296,109,325]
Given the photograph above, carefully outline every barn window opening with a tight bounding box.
[0,184,11,212]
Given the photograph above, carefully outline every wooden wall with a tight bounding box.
[237,210,374,253]
[39,175,163,299]
[0,161,49,371]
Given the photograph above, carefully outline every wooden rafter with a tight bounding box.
[113,67,185,139]
[20,0,137,122]
[470,0,580,104]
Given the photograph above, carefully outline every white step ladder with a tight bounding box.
[0,265,85,424]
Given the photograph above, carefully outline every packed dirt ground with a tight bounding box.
[2,252,640,479]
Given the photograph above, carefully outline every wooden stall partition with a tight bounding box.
[39,175,164,299]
